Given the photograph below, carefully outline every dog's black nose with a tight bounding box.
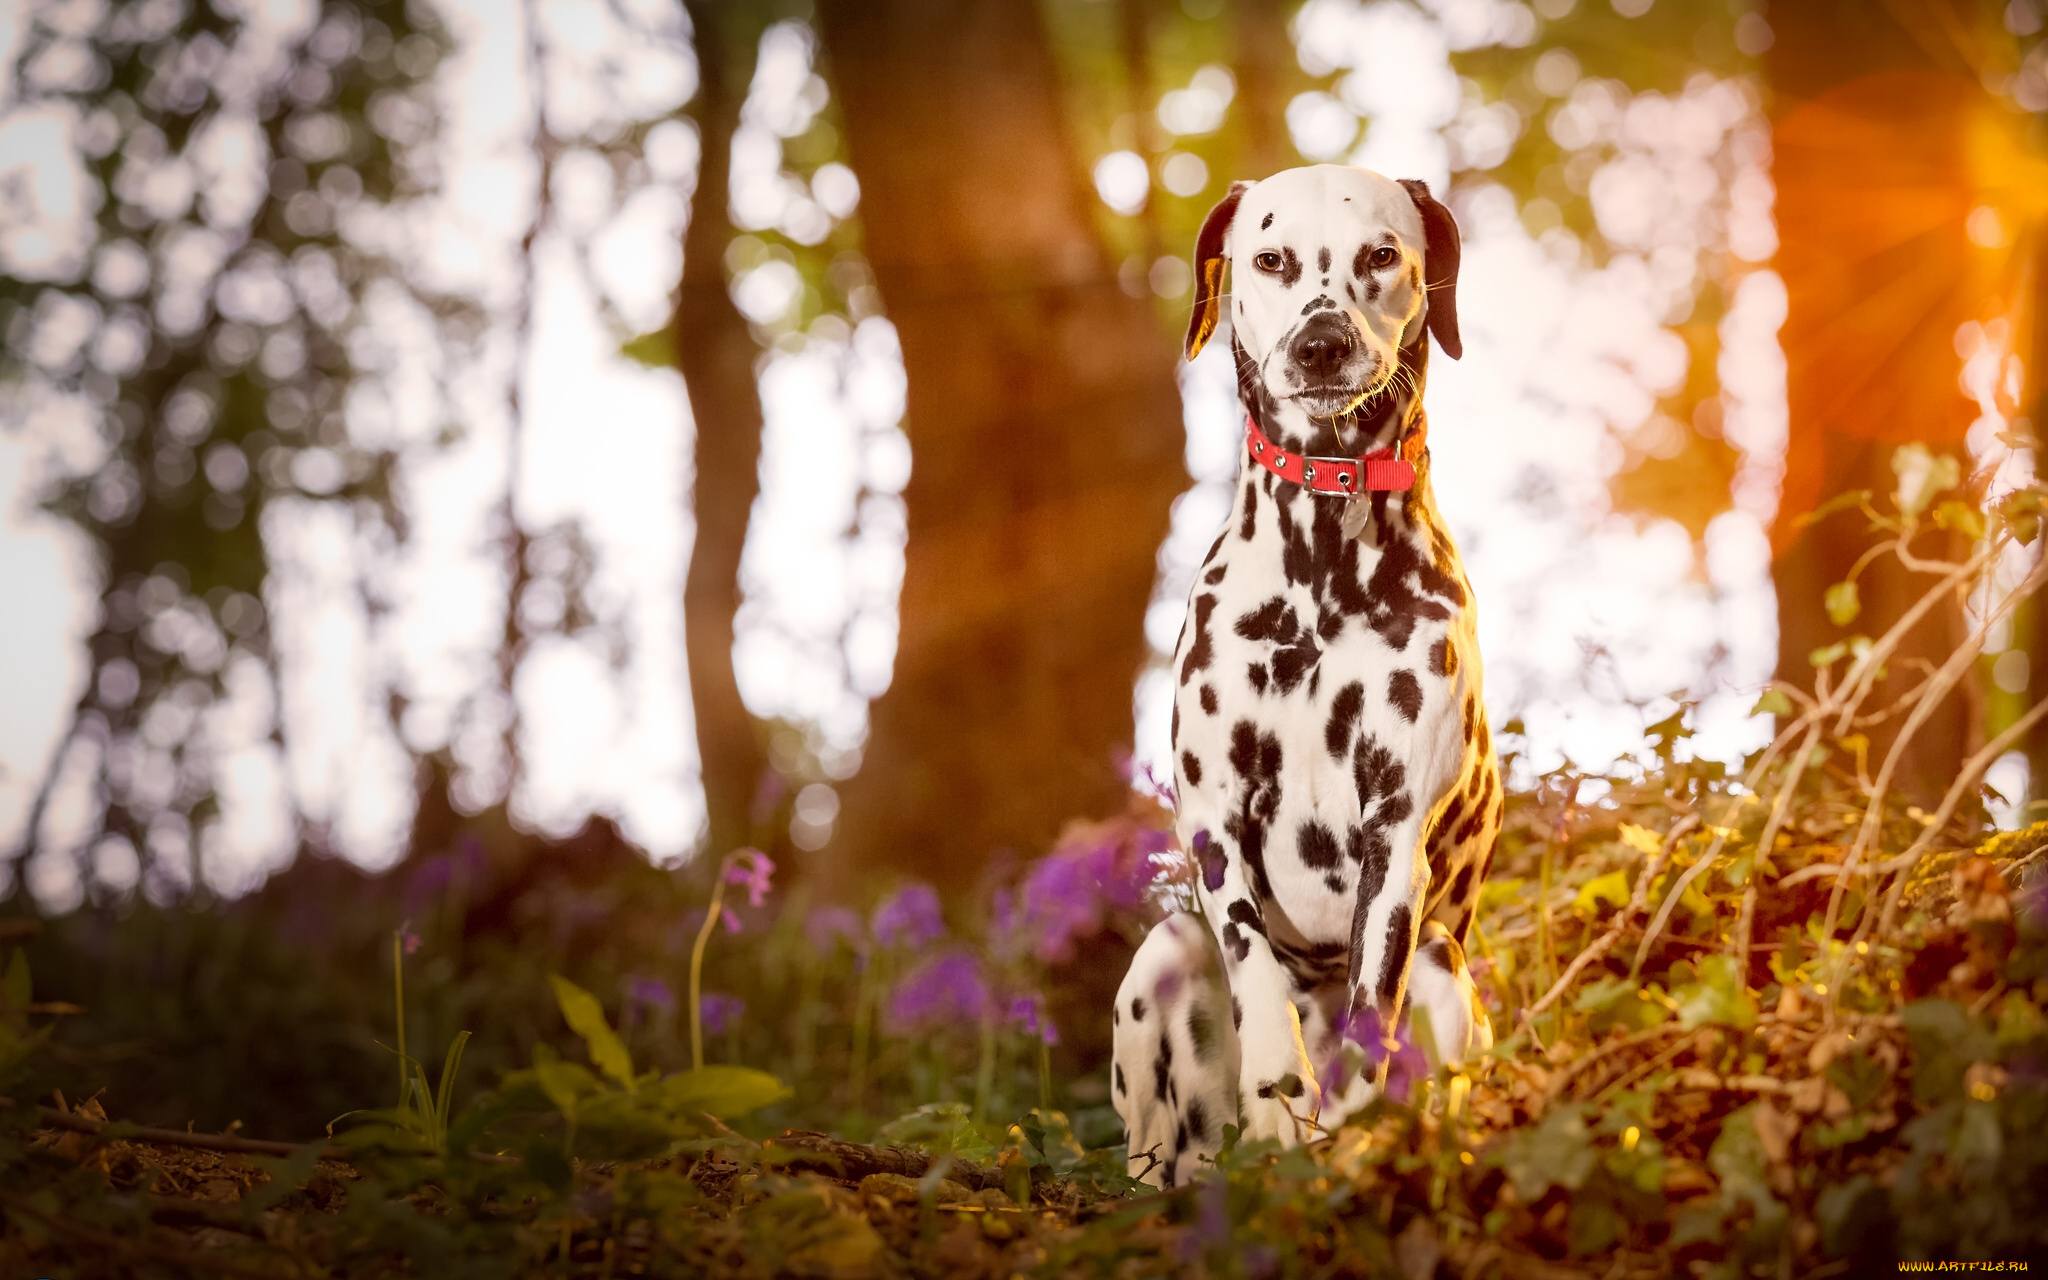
[1293,327,1352,379]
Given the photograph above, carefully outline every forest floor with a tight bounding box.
[8,791,2046,1278]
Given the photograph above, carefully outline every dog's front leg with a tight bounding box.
[1344,811,1430,1077]
[1193,837,1322,1146]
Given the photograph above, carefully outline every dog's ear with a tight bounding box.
[1398,178,1462,361]
[1185,180,1250,361]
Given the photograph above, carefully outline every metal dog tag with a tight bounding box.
[1340,494,1372,540]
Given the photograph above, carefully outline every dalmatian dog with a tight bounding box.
[1113,165,1499,1188]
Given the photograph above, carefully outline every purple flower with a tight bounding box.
[1007,993,1060,1046]
[871,883,945,949]
[699,992,746,1037]
[885,950,989,1032]
[1323,1008,1428,1105]
[1018,843,1115,963]
[626,976,675,1014]
[397,923,422,956]
[724,848,776,909]
[1181,1174,1231,1258]
[806,905,864,954]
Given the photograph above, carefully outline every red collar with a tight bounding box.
[1245,417,1415,495]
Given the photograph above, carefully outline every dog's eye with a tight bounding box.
[1254,251,1284,272]
[1369,245,1399,268]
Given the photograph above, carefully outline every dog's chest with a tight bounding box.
[1173,472,1475,936]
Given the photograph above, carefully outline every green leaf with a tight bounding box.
[875,1102,997,1163]
[1824,580,1860,626]
[1750,689,1793,717]
[532,1058,600,1118]
[1574,870,1631,915]
[1997,489,2042,545]
[1493,1103,1597,1201]
[1809,641,1848,669]
[1932,499,1986,539]
[1891,443,1961,518]
[1673,955,1757,1031]
[550,975,635,1087]
[618,328,674,368]
[659,1065,791,1118]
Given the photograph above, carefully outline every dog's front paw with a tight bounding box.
[1238,1068,1323,1145]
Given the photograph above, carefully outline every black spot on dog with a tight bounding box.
[1461,692,1477,743]
[1297,820,1341,870]
[1449,863,1475,908]
[1189,1005,1216,1059]
[1358,537,1459,650]
[1181,751,1203,787]
[1186,1098,1209,1142]
[1155,1037,1172,1100]
[1222,923,1249,963]
[1454,778,1489,843]
[1175,1119,1188,1152]
[1301,295,1336,316]
[1352,736,1407,813]
[1476,718,1491,759]
[1352,243,1372,279]
[1326,681,1364,761]
[1240,480,1258,541]
[1200,684,1218,715]
[1196,829,1227,891]
[1279,247,1302,288]
[1204,563,1228,585]
[1131,997,1148,1023]
[1316,603,1345,643]
[1376,903,1413,1006]
[1388,669,1423,722]
[1180,594,1219,686]
[1234,596,1321,695]
[1318,247,1331,273]
[1261,211,1274,230]
[1437,792,1464,840]
[1247,663,1269,693]
[1227,898,1267,939]
[1172,701,1179,748]
[1429,636,1455,678]
[1231,996,1242,1029]
[1225,720,1284,902]
[1347,835,1391,988]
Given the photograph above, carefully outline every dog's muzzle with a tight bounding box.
[1291,315,1354,381]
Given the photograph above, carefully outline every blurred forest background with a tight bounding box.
[1,0,2045,1151]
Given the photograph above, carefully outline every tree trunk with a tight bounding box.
[1765,4,1985,802]
[678,2,770,860]
[813,0,1187,890]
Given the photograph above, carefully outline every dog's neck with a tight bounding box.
[1231,333,1436,540]
[1233,333,1431,459]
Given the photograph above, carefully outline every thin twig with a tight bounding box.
[0,1186,294,1280]
[1732,721,1823,963]
[1521,816,1697,1027]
